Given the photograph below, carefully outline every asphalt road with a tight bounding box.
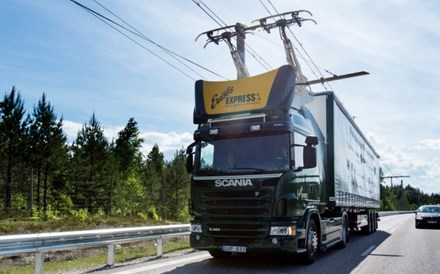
[91,214,440,274]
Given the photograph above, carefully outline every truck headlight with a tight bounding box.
[191,223,202,233]
[270,226,296,236]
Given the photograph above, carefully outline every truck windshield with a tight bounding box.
[195,133,290,174]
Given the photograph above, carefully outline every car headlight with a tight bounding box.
[416,215,424,220]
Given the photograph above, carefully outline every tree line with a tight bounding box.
[1,86,439,221]
[0,87,190,221]
[381,183,440,211]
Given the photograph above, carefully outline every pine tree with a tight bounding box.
[164,149,190,221]
[0,87,27,216]
[113,117,143,178]
[111,118,144,214]
[70,113,110,213]
[28,93,68,214]
[143,144,165,218]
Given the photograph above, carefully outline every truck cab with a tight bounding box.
[186,66,327,263]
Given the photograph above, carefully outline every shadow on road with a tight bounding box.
[165,230,392,274]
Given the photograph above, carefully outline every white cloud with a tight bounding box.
[63,120,82,142]
[416,139,440,150]
[369,132,440,193]
[140,131,193,160]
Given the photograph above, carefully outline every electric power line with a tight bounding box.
[69,0,228,80]
[260,0,335,91]
[193,0,272,72]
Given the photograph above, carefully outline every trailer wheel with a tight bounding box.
[362,212,372,235]
[301,218,319,265]
[372,212,377,232]
[337,215,349,248]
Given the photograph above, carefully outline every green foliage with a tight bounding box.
[112,175,144,216]
[28,92,68,216]
[11,194,27,211]
[53,193,75,216]
[0,86,28,216]
[70,208,89,223]
[113,117,144,177]
[4,85,440,224]
[69,113,111,214]
[380,183,440,211]
[146,206,160,220]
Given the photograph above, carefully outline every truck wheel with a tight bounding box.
[209,249,232,258]
[372,213,377,232]
[361,212,372,235]
[302,218,319,265]
[337,216,349,248]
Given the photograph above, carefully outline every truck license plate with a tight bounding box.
[221,245,247,253]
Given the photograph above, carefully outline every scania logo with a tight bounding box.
[214,179,253,187]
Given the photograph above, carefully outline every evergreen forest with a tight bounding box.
[0,87,439,223]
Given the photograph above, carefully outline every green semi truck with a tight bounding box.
[185,11,380,264]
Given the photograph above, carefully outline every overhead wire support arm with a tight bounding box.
[252,10,317,84]
[304,71,370,85]
[196,24,252,79]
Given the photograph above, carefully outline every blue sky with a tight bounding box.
[1,0,439,194]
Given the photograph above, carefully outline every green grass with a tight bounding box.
[0,215,166,235]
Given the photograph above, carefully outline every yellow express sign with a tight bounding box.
[202,69,279,115]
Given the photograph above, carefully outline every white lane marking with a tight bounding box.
[112,253,211,274]
[361,245,376,257]
[390,220,407,233]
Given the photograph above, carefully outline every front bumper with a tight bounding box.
[190,229,306,255]
[416,216,440,226]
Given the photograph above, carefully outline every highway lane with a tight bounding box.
[91,214,440,274]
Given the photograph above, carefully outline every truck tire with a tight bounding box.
[361,212,372,235]
[337,215,349,248]
[372,212,377,232]
[301,218,319,265]
[209,249,232,258]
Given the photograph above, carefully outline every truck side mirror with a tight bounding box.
[305,135,318,146]
[303,135,318,169]
[186,142,196,173]
[303,145,317,169]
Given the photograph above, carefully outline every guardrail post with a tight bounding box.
[156,238,163,257]
[35,252,44,274]
[107,244,115,266]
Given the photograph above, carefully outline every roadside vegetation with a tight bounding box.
[0,86,191,273]
[0,87,190,223]
[0,86,439,272]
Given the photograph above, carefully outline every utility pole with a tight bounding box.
[381,175,410,186]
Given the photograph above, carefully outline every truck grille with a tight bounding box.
[199,188,273,239]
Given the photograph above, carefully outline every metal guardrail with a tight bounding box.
[0,212,414,273]
[0,224,190,274]
[378,211,414,217]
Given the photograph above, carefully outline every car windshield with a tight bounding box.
[195,133,289,174]
[419,206,440,213]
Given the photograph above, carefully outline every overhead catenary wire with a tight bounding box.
[261,0,335,91]
[69,0,228,80]
[192,0,272,72]
[192,0,225,27]
[90,0,206,80]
